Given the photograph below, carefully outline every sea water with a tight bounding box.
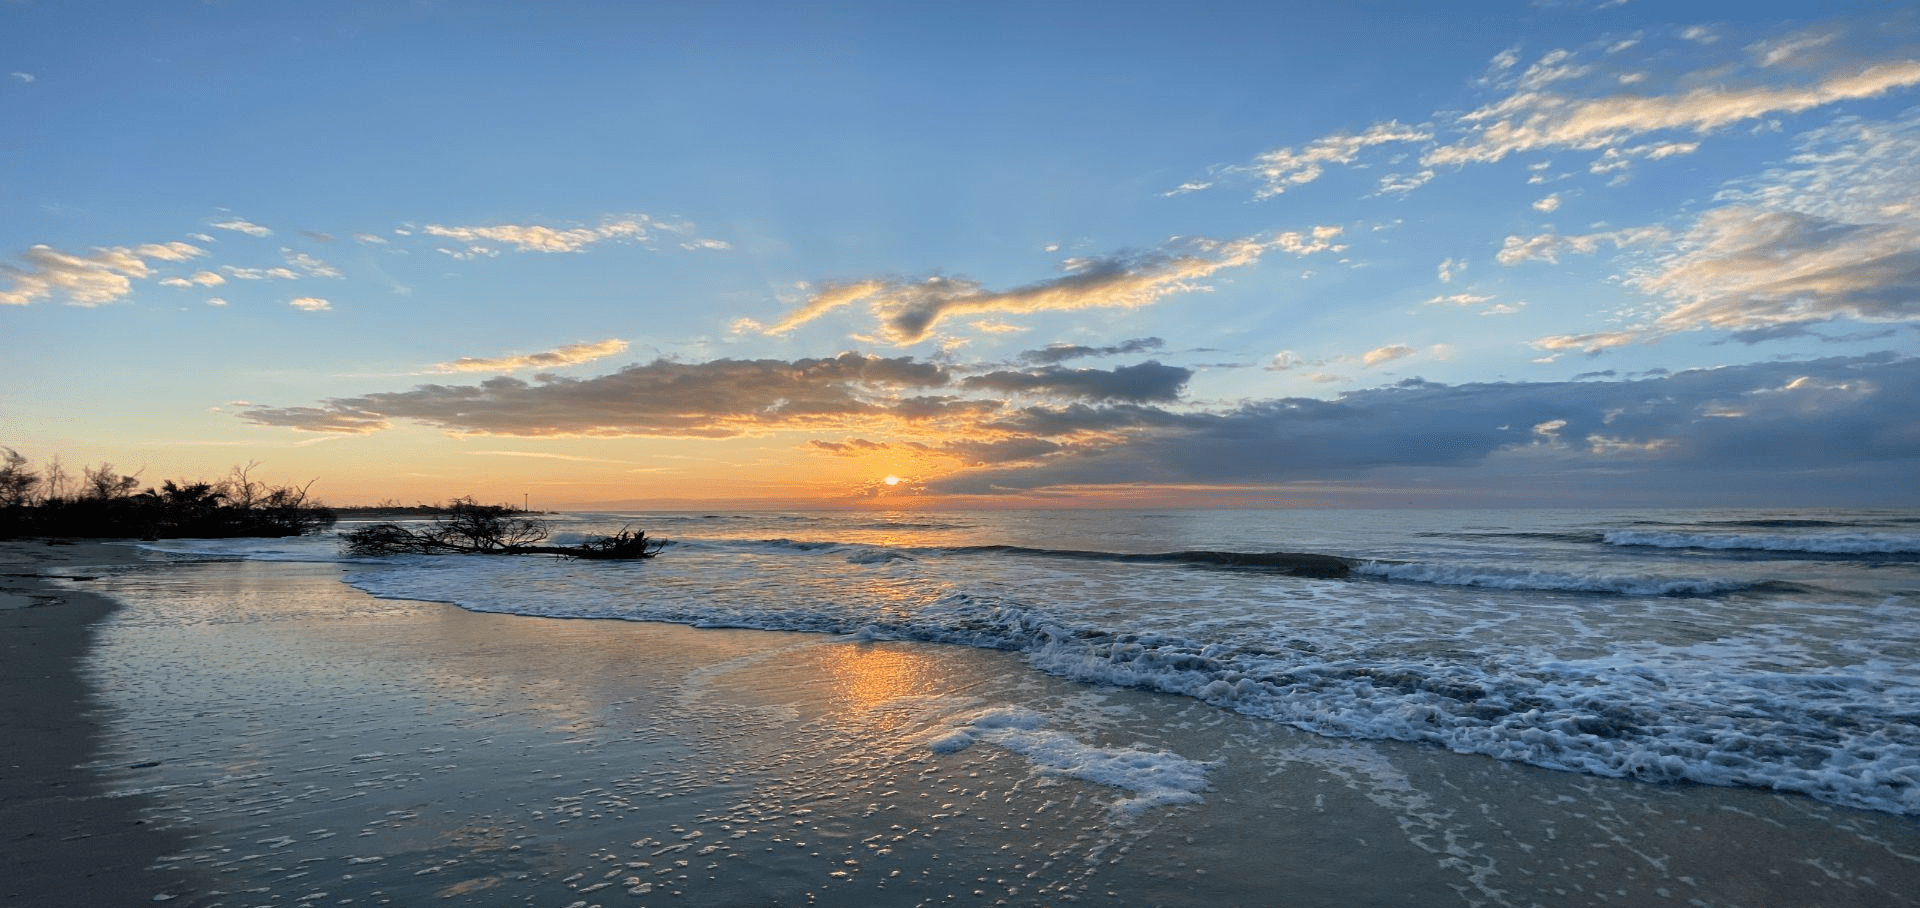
[145,507,1920,819]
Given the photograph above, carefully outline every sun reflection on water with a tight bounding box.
[821,645,940,717]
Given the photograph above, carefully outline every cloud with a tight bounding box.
[10,72,34,84]
[159,270,225,289]
[1528,110,1920,351]
[1437,257,1461,283]
[212,218,273,237]
[1245,121,1433,198]
[960,362,1192,403]
[1750,29,1839,68]
[420,214,722,256]
[926,355,1920,498]
[284,249,342,278]
[1195,32,1920,202]
[1533,193,1563,212]
[1640,208,1920,331]
[1425,293,1493,307]
[240,353,957,438]
[1017,337,1165,364]
[1362,344,1417,367]
[1497,226,1669,265]
[1426,54,1920,169]
[289,297,331,311]
[240,405,391,435]
[808,438,897,456]
[763,230,1344,344]
[0,241,205,306]
[222,264,301,281]
[1266,349,1315,372]
[432,339,631,373]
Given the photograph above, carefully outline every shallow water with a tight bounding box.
[71,551,1920,907]
[147,507,1920,817]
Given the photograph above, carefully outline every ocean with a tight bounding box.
[144,506,1920,818]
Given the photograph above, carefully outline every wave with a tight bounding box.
[1421,530,1608,545]
[1604,530,1920,557]
[701,538,1781,597]
[1351,561,1787,597]
[333,555,1920,818]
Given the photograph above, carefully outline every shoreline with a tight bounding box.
[0,540,213,907]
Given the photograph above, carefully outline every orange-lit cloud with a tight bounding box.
[432,339,632,373]
[760,231,1343,344]
[1427,57,1920,168]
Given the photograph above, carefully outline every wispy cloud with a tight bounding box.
[1527,110,1920,352]
[1244,121,1433,198]
[284,249,342,278]
[432,339,631,373]
[221,265,300,281]
[1426,54,1920,169]
[1194,30,1920,201]
[211,217,273,237]
[468,450,636,464]
[757,230,1344,345]
[289,297,331,311]
[1497,226,1669,265]
[1,241,204,306]
[420,214,725,257]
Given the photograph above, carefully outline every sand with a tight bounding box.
[0,540,213,906]
[5,539,1920,907]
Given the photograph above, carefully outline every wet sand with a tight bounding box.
[0,540,212,906]
[8,542,1920,907]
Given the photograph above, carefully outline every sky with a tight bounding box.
[4,0,1920,509]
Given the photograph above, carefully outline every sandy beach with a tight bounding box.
[5,538,1920,907]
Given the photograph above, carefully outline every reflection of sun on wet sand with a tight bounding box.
[9,542,1920,907]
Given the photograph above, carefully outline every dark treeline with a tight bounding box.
[0,448,336,540]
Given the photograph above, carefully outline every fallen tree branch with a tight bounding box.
[340,498,661,560]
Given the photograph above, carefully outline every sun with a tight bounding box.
[883,474,902,486]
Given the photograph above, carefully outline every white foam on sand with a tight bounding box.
[924,706,1216,817]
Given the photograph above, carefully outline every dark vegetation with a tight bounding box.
[341,498,661,560]
[0,448,336,540]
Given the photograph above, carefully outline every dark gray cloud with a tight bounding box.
[1017,337,1165,364]
[929,355,1920,499]
[961,361,1191,403]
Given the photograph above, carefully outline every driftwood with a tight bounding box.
[340,498,661,560]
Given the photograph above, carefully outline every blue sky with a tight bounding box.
[5,0,1919,508]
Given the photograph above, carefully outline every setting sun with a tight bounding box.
[883,475,902,486]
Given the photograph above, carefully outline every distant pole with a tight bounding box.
[524,492,529,512]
